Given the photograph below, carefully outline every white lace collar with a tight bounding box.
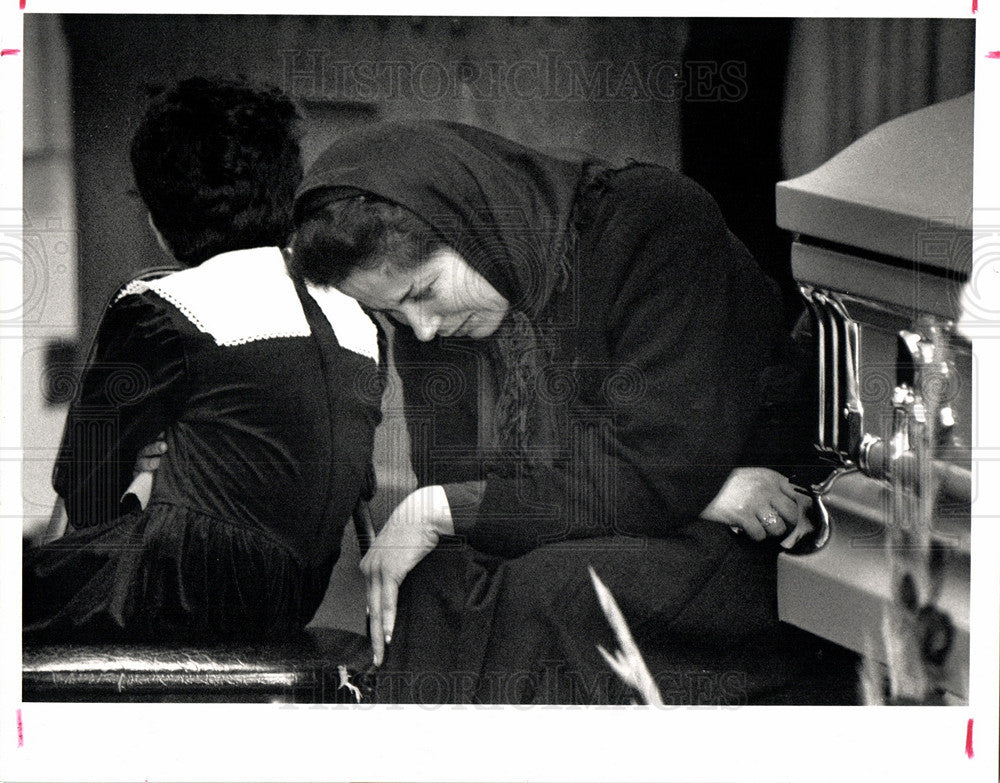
[305,282,380,364]
[117,248,310,347]
[117,248,378,362]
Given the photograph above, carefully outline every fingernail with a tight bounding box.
[385,633,392,645]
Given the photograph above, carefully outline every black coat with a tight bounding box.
[296,122,816,704]
[395,162,798,557]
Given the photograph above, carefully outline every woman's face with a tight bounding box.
[337,247,510,341]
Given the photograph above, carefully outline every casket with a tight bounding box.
[775,93,973,703]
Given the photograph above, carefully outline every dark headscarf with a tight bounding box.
[294,120,589,315]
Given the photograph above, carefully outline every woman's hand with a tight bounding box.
[122,433,167,512]
[700,467,813,549]
[360,485,454,666]
[134,433,167,475]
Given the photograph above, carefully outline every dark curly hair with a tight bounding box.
[290,190,440,286]
[130,77,303,267]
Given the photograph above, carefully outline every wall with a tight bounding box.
[21,15,77,540]
[61,15,687,344]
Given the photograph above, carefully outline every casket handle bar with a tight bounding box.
[795,287,971,553]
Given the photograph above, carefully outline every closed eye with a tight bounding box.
[406,275,439,304]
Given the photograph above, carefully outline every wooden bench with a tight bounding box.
[22,628,374,704]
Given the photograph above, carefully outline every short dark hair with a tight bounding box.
[290,191,440,287]
[130,77,303,267]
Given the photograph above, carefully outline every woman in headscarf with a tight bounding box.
[291,120,818,704]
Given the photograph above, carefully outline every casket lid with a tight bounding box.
[776,93,972,275]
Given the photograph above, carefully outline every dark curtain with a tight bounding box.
[680,19,797,325]
[781,18,976,179]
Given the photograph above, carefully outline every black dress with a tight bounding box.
[23,247,383,643]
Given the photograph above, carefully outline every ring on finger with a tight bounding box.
[758,511,782,530]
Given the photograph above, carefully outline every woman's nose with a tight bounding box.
[407,307,441,342]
